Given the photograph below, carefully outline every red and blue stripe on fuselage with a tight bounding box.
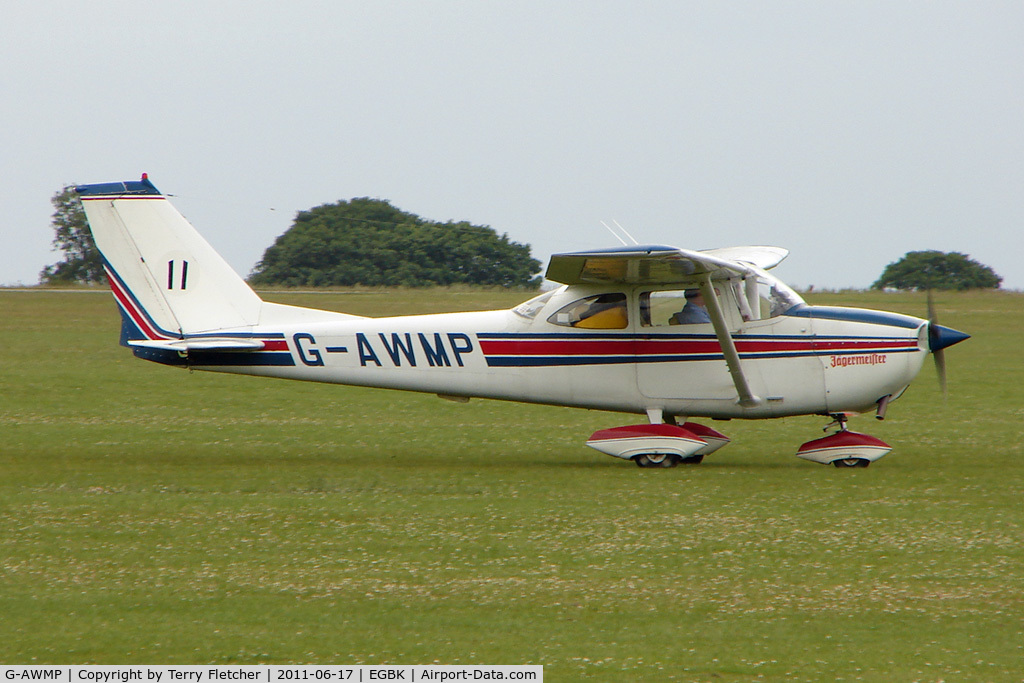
[100,259,294,368]
[478,307,921,367]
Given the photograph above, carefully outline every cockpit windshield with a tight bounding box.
[722,269,805,323]
[512,289,557,320]
[753,268,805,318]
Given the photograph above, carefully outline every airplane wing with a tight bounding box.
[544,245,787,286]
[545,244,785,408]
[699,246,788,271]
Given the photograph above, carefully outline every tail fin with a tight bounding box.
[77,176,263,342]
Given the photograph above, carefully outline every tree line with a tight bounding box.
[40,185,1002,291]
[40,188,540,289]
[248,198,540,288]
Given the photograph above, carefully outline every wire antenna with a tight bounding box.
[612,220,640,246]
[601,220,629,246]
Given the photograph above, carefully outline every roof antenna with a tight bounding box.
[601,220,629,246]
[612,219,640,245]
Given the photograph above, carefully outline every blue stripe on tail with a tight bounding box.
[75,175,160,197]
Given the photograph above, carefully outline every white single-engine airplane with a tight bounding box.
[77,176,969,468]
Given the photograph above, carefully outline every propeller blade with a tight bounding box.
[925,289,969,396]
[934,346,947,396]
[926,289,938,327]
[927,290,944,395]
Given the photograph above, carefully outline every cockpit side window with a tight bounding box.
[548,293,628,329]
[642,287,738,326]
[640,290,710,326]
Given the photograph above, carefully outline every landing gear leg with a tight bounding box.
[824,413,850,433]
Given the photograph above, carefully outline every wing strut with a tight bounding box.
[698,274,762,408]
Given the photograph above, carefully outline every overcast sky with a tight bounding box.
[3,1,1022,290]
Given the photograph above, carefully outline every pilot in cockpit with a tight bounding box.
[671,289,711,325]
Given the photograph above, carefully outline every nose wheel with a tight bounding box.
[834,457,870,468]
[796,414,892,467]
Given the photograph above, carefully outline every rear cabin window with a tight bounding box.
[548,293,628,329]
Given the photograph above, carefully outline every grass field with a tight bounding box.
[1,287,1022,680]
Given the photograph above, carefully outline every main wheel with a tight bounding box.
[634,453,679,468]
[833,457,870,468]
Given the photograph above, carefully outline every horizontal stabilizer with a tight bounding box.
[128,338,267,352]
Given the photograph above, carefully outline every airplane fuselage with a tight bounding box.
[133,286,929,422]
